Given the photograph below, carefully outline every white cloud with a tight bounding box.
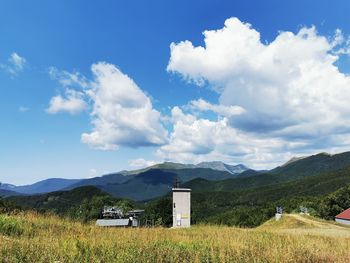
[163,17,350,167]
[157,107,295,169]
[19,106,29,112]
[331,29,350,55]
[81,62,168,150]
[89,169,98,177]
[43,18,350,168]
[188,98,245,118]
[1,52,26,75]
[48,67,89,88]
[9,53,26,71]
[48,62,168,150]
[128,158,157,168]
[168,18,350,141]
[46,89,87,115]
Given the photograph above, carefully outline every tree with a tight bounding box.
[319,185,350,219]
[115,200,134,215]
[143,197,172,227]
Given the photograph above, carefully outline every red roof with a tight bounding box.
[335,208,350,220]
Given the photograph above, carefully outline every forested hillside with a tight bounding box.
[6,152,350,227]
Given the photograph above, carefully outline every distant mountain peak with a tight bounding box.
[1,160,250,198]
[281,156,306,167]
[125,160,249,175]
[195,161,248,174]
[318,152,332,156]
[282,152,334,168]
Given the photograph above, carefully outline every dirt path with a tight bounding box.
[280,214,350,237]
[288,214,347,229]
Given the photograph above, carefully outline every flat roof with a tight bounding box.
[172,188,191,192]
[96,219,130,227]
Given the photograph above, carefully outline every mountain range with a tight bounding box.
[0,161,249,200]
[3,152,350,201]
[128,161,248,175]
[7,150,350,227]
[0,178,81,196]
[0,189,21,198]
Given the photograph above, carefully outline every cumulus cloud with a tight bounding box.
[158,106,350,168]
[81,62,168,150]
[162,17,350,167]
[1,52,26,75]
[9,53,26,71]
[45,18,350,168]
[128,158,157,168]
[48,67,89,88]
[157,107,297,169]
[188,98,245,118]
[48,63,168,150]
[168,18,350,140]
[46,89,87,114]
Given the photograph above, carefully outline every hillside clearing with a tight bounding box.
[259,213,350,238]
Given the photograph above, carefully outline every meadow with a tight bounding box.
[1,212,350,262]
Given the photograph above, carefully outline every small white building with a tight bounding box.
[172,188,191,228]
[96,208,144,227]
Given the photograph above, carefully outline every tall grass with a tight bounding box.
[0,212,350,262]
[0,215,25,237]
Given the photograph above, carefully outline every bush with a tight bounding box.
[0,215,25,236]
[143,197,172,227]
[318,185,350,219]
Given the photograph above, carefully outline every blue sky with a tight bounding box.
[2,1,350,185]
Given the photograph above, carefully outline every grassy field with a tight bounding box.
[1,212,350,262]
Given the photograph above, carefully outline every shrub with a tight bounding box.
[0,215,25,236]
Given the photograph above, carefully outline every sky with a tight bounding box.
[2,1,350,185]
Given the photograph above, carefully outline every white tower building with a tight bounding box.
[172,188,191,228]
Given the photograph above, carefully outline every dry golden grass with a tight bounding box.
[259,214,350,238]
[1,212,350,262]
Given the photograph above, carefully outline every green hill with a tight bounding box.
[271,151,350,177]
[188,165,350,226]
[77,168,237,201]
[1,178,82,195]
[184,152,350,195]
[0,189,21,197]
[187,164,350,200]
[65,173,135,190]
[6,186,131,221]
